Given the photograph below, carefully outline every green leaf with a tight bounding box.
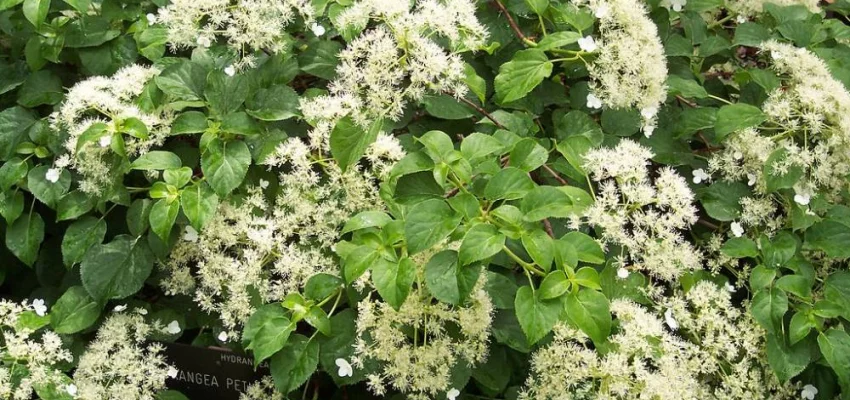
[806,220,850,258]
[17,70,63,107]
[202,139,251,196]
[573,267,601,290]
[666,75,709,99]
[244,304,294,367]
[27,165,70,208]
[750,265,776,290]
[461,132,503,160]
[824,272,850,319]
[155,61,207,101]
[341,211,392,234]
[304,273,343,302]
[789,311,812,345]
[342,245,378,284]
[554,111,602,173]
[61,216,106,266]
[525,0,549,14]
[0,157,27,191]
[698,181,750,221]
[0,107,36,161]
[494,49,553,103]
[171,111,208,135]
[149,199,179,242]
[514,285,560,345]
[57,191,94,221]
[330,117,384,172]
[565,289,611,346]
[298,40,342,80]
[751,287,788,336]
[521,186,575,221]
[270,334,320,393]
[721,237,759,258]
[818,329,850,392]
[80,235,155,300]
[372,257,416,309]
[50,286,101,334]
[776,275,812,298]
[425,250,481,305]
[458,224,505,266]
[246,85,300,121]
[205,72,249,116]
[767,333,815,382]
[714,104,766,140]
[761,231,798,268]
[537,31,581,50]
[509,138,548,172]
[23,0,49,26]
[305,306,331,335]
[538,271,569,300]
[522,229,555,271]
[126,199,153,237]
[562,232,604,264]
[131,151,182,170]
[180,182,218,230]
[734,22,770,46]
[6,211,44,266]
[484,167,535,200]
[463,63,487,104]
[404,199,462,254]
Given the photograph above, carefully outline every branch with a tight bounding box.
[492,0,535,46]
[542,164,569,185]
[454,95,507,129]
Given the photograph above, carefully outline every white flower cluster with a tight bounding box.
[353,281,492,400]
[300,0,488,141]
[240,377,285,400]
[50,65,171,195]
[156,0,312,58]
[709,41,850,230]
[73,312,173,400]
[581,0,668,135]
[725,0,820,19]
[0,300,74,400]
[583,140,701,281]
[520,283,795,400]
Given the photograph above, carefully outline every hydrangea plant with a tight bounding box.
[1,0,850,399]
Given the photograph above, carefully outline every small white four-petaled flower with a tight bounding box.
[183,226,199,242]
[801,384,818,400]
[311,23,326,37]
[99,134,112,148]
[66,384,77,396]
[196,36,212,48]
[594,3,610,18]
[113,304,127,312]
[730,222,744,238]
[33,299,47,316]
[335,358,353,377]
[447,388,461,400]
[259,179,270,189]
[664,309,678,330]
[218,331,229,342]
[725,281,736,293]
[578,36,597,53]
[224,65,236,77]
[146,13,157,24]
[617,267,630,279]
[165,320,181,334]
[794,193,810,206]
[692,168,710,184]
[670,0,686,12]
[586,93,603,109]
[167,366,179,379]
[46,168,61,183]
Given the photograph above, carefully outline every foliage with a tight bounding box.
[2,0,850,399]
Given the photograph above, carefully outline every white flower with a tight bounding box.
[45,168,61,183]
[335,358,353,377]
[167,366,179,379]
[640,106,658,120]
[801,384,818,400]
[794,193,810,206]
[99,134,112,148]
[586,93,603,109]
[183,226,199,242]
[224,65,236,77]
[259,179,270,189]
[146,13,157,24]
[670,0,686,11]
[311,23,326,36]
[747,173,757,186]
[725,281,737,293]
[594,3,611,18]
[664,309,678,330]
[730,222,745,237]
[733,151,743,160]
[165,320,181,334]
[736,15,748,24]
[578,36,597,52]
[32,299,47,316]
[66,384,77,396]
[112,304,127,312]
[617,267,630,279]
[643,124,656,138]
[137,308,148,315]
[447,388,461,400]
[218,331,229,342]
[196,36,211,48]
[692,169,710,184]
